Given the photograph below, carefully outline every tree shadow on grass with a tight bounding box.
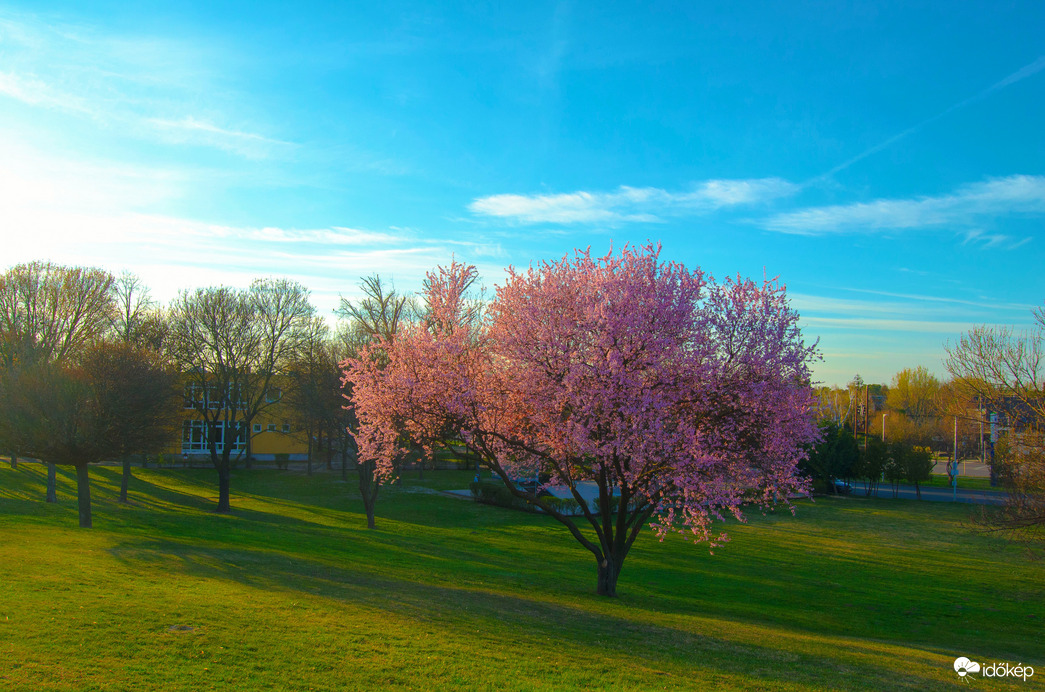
[104,534,962,691]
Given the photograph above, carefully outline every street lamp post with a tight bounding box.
[882,412,887,442]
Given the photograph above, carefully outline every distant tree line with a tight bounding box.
[806,309,1045,532]
[0,247,826,600]
[0,261,410,527]
[2,256,1040,562]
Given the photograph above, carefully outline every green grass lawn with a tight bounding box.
[923,473,996,491]
[0,463,1042,691]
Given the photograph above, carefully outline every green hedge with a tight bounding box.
[469,480,585,515]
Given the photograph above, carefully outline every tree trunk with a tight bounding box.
[46,462,57,502]
[9,454,16,469]
[324,430,334,470]
[216,457,232,513]
[76,463,92,528]
[364,497,376,529]
[359,458,378,529]
[596,555,622,597]
[306,432,313,477]
[120,455,132,503]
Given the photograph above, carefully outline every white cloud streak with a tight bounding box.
[148,117,295,159]
[800,315,995,335]
[470,178,798,224]
[819,55,1045,179]
[762,175,1045,237]
[0,136,504,317]
[0,14,288,159]
[0,70,93,113]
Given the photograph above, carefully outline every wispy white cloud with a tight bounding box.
[831,287,1035,313]
[800,315,982,335]
[0,69,93,113]
[470,178,798,224]
[470,188,659,224]
[0,136,504,317]
[148,117,294,159]
[223,226,406,246]
[762,175,1045,238]
[790,293,956,319]
[792,290,1028,341]
[961,228,1033,251]
[0,13,289,159]
[818,55,1045,180]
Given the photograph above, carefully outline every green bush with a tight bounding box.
[469,480,537,512]
[469,480,588,515]
[541,495,584,516]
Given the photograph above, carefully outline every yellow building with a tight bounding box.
[174,381,309,462]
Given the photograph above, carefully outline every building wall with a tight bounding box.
[172,379,310,460]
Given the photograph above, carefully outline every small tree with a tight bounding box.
[887,367,941,424]
[858,436,888,497]
[284,318,336,477]
[803,422,859,493]
[946,304,1045,530]
[884,449,905,498]
[0,262,115,492]
[902,445,934,500]
[347,246,821,595]
[80,341,181,503]
[0,363,106,527]
[338,275,410,528]
[168,279,315,512]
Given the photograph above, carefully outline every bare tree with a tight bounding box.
[887,366,941,424]
[0,262,114,480]
[946,305,1045,530]
[110,273,151,341]
[0,262,115,366]
[338,276,409,528]
[338,275,412,343]
[0,362,107,527]
[284,317,334,476]
[168,279,315,512]
[80,340,181,503]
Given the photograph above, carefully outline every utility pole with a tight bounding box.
[980,404,985,466]
[952,415,958,502]
[863,384,868,450]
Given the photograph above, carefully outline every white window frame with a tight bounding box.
[181,419,247,454]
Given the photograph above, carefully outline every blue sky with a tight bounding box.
[1,1,1043,385]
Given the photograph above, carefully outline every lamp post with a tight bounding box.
[881,412,887,442]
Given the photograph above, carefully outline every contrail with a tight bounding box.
[814,55,1045,181]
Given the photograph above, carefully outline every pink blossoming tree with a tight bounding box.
[345,245,820,596]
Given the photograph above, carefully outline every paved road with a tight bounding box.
[835,483,1007,505]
